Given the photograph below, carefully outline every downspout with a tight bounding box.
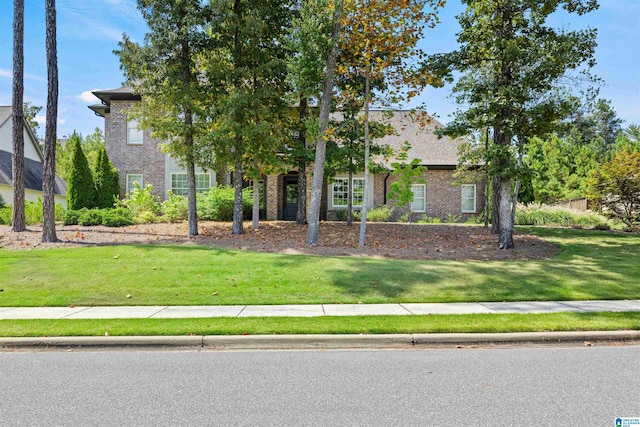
[383,171,391,205]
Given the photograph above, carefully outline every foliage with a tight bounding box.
[0,200,64,226]
[514,204,609,229]
[66,132,97,210]
[0,208,10,225]
[118,182,161,221]
[588,150,640,226]
[78,209,104,227]
[430,0,599,249]
[116,0,212,237]
[23,102,42,138]
[63,208,88,226]
[0,193,5,209]
[162,191,189,223]
[416,215,441,224]
[196,186,252,222]
[102,209,135,227]
[364,206,393,222]
[388,155,426,211]
[94,147,120,209]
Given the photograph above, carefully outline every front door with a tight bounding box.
[283,176,298,221]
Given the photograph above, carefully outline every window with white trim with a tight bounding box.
[331,177,365,208]
[170,173,211,196]
[126,174,143,194]
[410,184,426,212]
[461,184,477,213]
[127,120,143,145]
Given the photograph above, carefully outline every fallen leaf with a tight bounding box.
[113,254,120,259]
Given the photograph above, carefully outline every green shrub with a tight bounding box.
[197,186,252,221]
[366,206,393,222]
[66,132,97,210]
[417,215,441,224]
[102,208,134,227]
[515,204,610,229]
[24,200,44,225]
[134,210,157,224]
[162,190,188,222]
[63,208,88,225]
[119,183,161,216]
[464,214,485,224]
[443,213,461,223]
[0,207,10,225]
[78,209,104,226]
[0,193,6,209]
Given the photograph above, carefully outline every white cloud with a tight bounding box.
[0,69,11,78]
[35,115,47,125]
[58,118,67,125]
[77,90,101,104]
[0,68,46,83]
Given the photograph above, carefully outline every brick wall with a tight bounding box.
[105,100,167,199]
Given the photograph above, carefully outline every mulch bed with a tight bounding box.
[0,221,558,261]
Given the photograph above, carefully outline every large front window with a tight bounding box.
[332,177,365,208]
[170,173,211,196]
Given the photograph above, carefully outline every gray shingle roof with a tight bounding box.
[0,150,67,196]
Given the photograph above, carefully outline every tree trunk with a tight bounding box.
[358,71,371,247]
[42,0,57,242]
[306,0,344,246]
[346,169,353,226]
[296,97,308,225]
[498,177,514,249]
[232,154,244,235]
[12,0,26,232]
[186,159,198,237]
[491,175,500,234]
[252,177,259,230]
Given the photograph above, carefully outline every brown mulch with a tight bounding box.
[0,221,558,261]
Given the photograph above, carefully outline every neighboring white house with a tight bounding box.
[0,106,67,207]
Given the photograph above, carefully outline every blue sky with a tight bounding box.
[0,0,638,138]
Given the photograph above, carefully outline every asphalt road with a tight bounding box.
[1,346,638,426]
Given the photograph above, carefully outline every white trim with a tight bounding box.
[410,183,426,213]
[461,184,477,213]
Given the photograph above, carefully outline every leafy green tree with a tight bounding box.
[23,102,42,138]
[201,0,292,235]
[338,0,442,247]
[94,147,120,208]
[588,150,640,226]
[66,132,97,210]
[116,0,210,237]
[429,0,599,249]
[326,109,392,225]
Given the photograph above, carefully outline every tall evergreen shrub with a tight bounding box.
[66,132,97,210]
[94,147,120,208]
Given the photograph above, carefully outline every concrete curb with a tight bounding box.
[1,331,640,350]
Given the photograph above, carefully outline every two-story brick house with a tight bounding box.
[89,87,485,222]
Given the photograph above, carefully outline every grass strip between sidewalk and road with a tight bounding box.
[1,312,639,337]
[1,227,640,307]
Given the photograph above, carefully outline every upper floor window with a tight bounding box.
[127,120,143,145]
[461,184,477,213]
[410,184,426,212]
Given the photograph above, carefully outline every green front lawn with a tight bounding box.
[1,227,639,307]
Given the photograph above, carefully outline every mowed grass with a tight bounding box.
[0,226,639,307]
[1,312,640,337]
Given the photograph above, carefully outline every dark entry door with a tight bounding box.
[283,177,298,221]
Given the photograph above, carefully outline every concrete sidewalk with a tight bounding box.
[2,299,640,320]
